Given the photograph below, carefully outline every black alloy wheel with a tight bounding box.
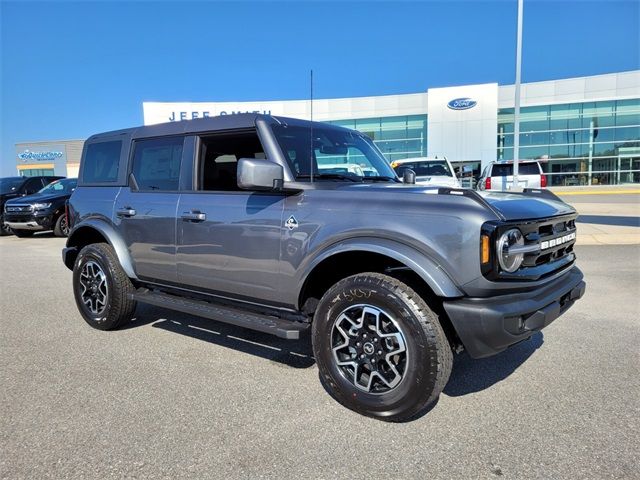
[73,243,137,330]
[312,272,452,422]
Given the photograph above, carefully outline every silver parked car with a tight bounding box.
[477,160,547,191]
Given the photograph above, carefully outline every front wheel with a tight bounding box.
[73,243,137,330]
[312,273,452,422]
[53,214,70,237]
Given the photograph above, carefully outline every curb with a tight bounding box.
[558,190,640,196]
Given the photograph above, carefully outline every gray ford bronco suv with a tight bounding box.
[63,114,585,421]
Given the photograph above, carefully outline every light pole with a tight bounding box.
[513,0,524,189]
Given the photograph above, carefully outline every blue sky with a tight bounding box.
[1,0,638,176]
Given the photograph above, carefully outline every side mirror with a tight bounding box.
[237,158,284,191]
[402,168,416,185]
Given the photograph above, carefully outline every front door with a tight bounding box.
[176,130,285,305]
[176,192,285,304]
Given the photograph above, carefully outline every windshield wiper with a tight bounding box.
[296,174,362,183]
[362,176,399,182]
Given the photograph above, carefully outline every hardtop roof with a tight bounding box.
[86,113,354,142]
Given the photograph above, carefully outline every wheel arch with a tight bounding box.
[297,238,463,312]
[64,219,137,279]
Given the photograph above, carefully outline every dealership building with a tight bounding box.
[14,139,84,178]
[16,70,640,186]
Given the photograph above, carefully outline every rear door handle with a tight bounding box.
[181,211,206,222]
[116,207,137,217]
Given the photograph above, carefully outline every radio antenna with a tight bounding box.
[309,69,314,184]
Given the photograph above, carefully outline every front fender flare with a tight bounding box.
[298,237,463,300]
[65,219,137,280]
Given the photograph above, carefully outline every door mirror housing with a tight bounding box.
[237,158,284,191]
[402,168,416,184]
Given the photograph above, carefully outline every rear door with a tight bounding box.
[114,136,185,283]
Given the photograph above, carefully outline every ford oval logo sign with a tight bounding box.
[447,98,477,110]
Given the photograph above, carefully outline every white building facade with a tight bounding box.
[138,70,636,186]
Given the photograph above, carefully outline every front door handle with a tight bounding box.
[181,211,206,222]
[116,207,137,218]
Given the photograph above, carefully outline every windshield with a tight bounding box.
[39,178,77,194]
[271,124,397,181]
[0,177,26,195]
[392,160,452,178]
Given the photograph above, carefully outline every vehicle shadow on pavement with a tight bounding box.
[128,303,316,369]
[577,215,640,227]
[443,332,544,397]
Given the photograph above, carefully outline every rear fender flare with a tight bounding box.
[66,219,137,280]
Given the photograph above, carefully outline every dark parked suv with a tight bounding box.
[62,114,585,421]
[0,176,63,235]
[4,178,77,237]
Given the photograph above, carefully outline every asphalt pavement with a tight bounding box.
[1,235,639,479]
[558,191,639,245]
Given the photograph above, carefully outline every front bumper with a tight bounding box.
[443,267,586,359]
[4,212,53,231]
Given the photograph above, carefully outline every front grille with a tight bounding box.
[4,204,33,213]
[483,214,578,282]
[522,217,577,269]
[5,215,35,222]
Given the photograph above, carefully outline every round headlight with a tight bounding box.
[497,228,524,273]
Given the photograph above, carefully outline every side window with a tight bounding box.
[24,178,44,194]
[199,131,265,191]
[131,137,184,191]
[83,141,122,183]
[520,163,541,175]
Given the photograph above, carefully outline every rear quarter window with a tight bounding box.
[82,141,122,183]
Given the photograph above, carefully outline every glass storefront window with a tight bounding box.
[615,126,640,141]
[583,101,615,128]
[21,168,55,177]
[549,103,582,130]
[497,98,639,185]
[519,105,549,132]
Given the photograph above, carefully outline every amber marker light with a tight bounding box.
[481,235,490,264]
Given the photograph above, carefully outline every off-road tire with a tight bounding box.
[312,272,453,422]
[53,214,70,237]
[12,229,35,238]
[0,222,12,236]
[73,243,137,330]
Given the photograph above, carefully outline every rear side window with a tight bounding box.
[83,141,122,183]
[132,137,184,191]
[492,162,540,176]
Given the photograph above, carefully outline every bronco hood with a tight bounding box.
[477,191,576,221]
[337,182,576,221]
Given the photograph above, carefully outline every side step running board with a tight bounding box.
[130,290,309,340]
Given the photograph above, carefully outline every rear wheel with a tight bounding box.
[73,243,137,330]
[312,272,452,422]
[12,229,35,238]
